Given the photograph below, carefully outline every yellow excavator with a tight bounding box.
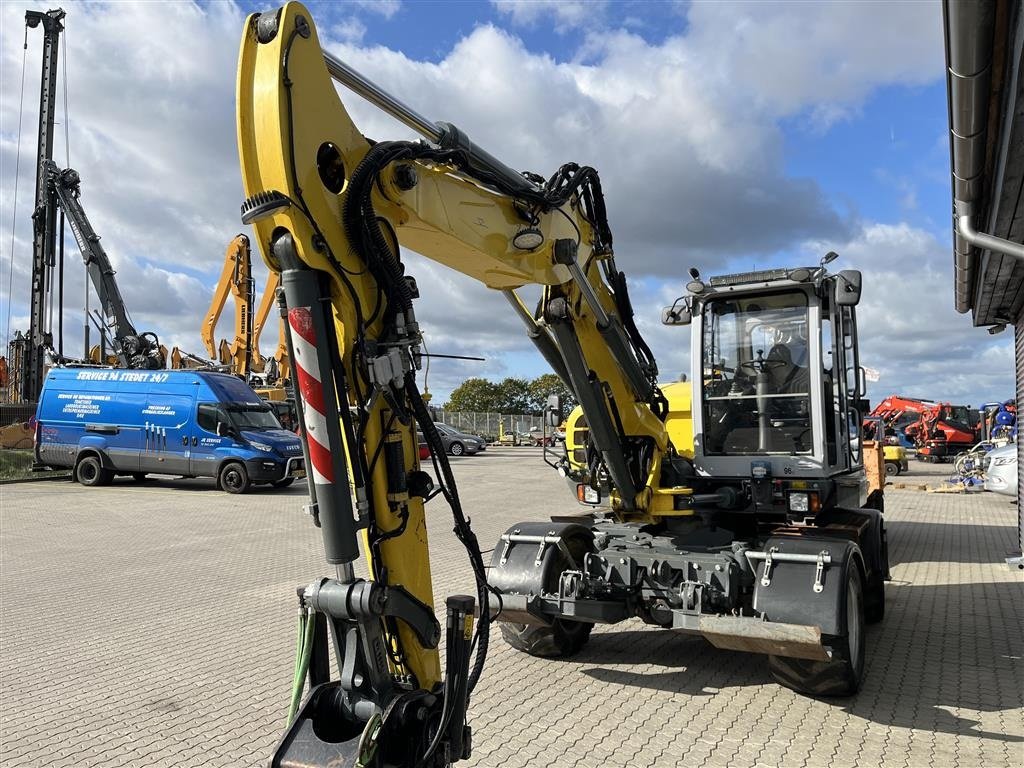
[185,233,291,400]
[237,5,887,765]
[252,270,292,387]
[200,233,257,377]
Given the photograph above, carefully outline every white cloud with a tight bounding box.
[0,1,981,407]
[492,0,606,32]
[801,223,1014,403]
[352,0,402,20]
[331,18,368,44]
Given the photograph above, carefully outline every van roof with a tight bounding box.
[43,367,264,405]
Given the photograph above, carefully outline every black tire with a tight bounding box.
[865,526,889,624]
[500,618,593,657]
[219,461,251,494]
[884,462,898,477]
[768,564,866,697]
[272,478,295,488]
[132,473,147,482]
[449,441,465,457]
[498,534,594,658]
[76,455,112,487]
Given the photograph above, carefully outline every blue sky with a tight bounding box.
[0,0,1013,405]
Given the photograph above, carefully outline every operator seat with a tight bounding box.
[766,343,809,394]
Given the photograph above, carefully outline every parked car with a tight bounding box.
[416,431,431,460]
[984,443,1017,496]
[527,427,556,446]
[34,368,305,493]
[433,422,486,456]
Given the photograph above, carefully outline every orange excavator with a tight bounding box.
[251,270,291,387]
[865,395,977,462]
[200,234,257,377]
[187,233,290,391]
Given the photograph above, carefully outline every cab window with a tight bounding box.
[197,403,226,434]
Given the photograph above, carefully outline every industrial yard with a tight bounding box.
[1,449,1021,768]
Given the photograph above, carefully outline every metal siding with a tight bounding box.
[1016,318,1024,553]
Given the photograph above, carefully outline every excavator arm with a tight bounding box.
[251,269,288,380]
[46,162,163,369]
[237,4,683,764]
[201,234,255,375]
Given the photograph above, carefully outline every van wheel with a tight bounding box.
[767,564,866,697]
[272,478,295,488]
[76,456,112,487]
[219,462,251,494]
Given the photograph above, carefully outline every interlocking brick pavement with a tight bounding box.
[1,450,1021,767]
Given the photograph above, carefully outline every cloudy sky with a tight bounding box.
[0,0,1013,405]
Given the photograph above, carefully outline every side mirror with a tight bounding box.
[661,305,692,326]
[545,395,561,427]
[835,269,862,306]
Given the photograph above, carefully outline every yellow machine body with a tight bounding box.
[236,1,689,686]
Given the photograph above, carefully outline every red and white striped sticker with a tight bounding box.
[288,306,334,486]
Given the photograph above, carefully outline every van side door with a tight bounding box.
[140,393,194,476]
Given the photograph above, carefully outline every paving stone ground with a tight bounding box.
[1,449,1022,767]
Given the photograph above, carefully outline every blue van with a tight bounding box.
[35,368,305,493]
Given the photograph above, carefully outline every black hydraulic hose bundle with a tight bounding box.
[341,140,495,697]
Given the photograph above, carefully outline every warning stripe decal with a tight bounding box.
[288,307,334,485]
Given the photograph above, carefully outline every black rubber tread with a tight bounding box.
[500,618,593,657]
[76,456,112,487]
[884,462,899,476]
[498,533,595,658]
[272,478,295,488]
[768,565,866,697]
[865,525,888,624]
[219,461,251,494]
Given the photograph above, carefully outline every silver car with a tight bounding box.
[984,444,1018,497]
[433,423,486,456]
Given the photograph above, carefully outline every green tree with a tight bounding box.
[494,377,532,414]
[444,378,500,412]
[528,373,577,417]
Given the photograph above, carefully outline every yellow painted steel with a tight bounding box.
[201,234,254,376]
[252,271,291,383]
[565,381,695,519]
[236,2,683,686]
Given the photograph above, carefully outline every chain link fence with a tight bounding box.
[430,410,547,441]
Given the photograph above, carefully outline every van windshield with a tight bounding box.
[226,404,281,430]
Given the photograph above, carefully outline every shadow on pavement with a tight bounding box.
[571,579,1023,743]
[887,518,1020,566]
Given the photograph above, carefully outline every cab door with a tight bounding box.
[189,403,232,478]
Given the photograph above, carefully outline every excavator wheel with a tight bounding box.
[491,523,595,658]
[500,617,592,657]
[768,564,866,697]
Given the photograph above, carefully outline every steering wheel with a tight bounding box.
[738,350,787,374]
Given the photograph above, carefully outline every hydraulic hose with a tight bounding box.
[287,610,316,725]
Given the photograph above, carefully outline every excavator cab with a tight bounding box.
[680,261,868,513]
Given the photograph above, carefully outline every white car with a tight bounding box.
[984,444,1018,497]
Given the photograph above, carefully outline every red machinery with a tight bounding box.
[914,403,978,461]
[865,395,978,462]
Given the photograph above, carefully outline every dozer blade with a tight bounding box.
[698,616,830,661]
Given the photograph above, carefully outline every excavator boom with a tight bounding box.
[237,5,887,764]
